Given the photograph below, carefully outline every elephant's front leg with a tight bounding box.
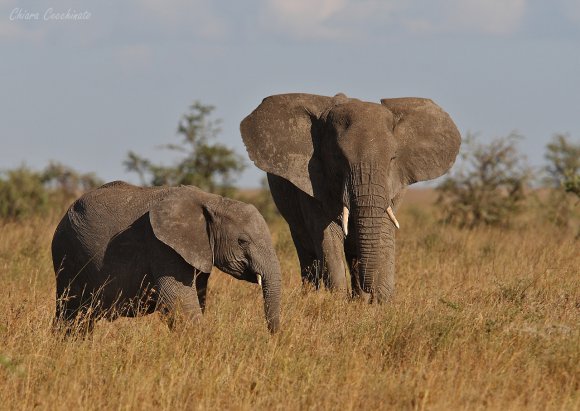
[374,216,395,303]
[155,275,202,328]
[195,272,210,313]
[288,231,319,289]
[297,195,348,293]
[151,240,204,328]
[319,222,348,293]
[291,222,346,292]
[152,257,203,329]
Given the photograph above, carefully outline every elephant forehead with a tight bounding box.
[328,101,394,126]
[239,209,271,240]
[246,214,269,234]
[226,201,267,226]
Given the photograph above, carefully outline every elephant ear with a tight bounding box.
[149,189,213,273]
[381,98,461,184]
[241,93,338,199]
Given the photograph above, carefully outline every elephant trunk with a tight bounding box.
[261,268,281,333]
[353,206,385,293]
[262,275,281,333]
[253,253,282,333]
[347,165,390,295]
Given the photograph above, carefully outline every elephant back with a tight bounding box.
[64,183,170,270]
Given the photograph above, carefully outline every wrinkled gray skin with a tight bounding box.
[241,93,460,302]
[52,181,281,333]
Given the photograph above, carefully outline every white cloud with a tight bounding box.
[261,0,347,39]
[561,0,580,23]
[136,0,227,39]
[260,0,399,40]
[0,21,44,43]
[115,44,154,73]
[261,0,529,39]
[405,0,526,35]
[448,0,527,35]
[269,0,346,21]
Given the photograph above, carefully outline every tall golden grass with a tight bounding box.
[0,191,578,410]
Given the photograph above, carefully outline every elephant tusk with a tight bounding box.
[342,206,349,236]
[257,274,262,287]
[387,206,400,229]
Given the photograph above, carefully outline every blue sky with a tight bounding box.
[1,0,579,187]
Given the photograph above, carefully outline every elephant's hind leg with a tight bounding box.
[54,290,97,337]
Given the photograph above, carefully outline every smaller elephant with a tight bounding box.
[51,181,281,333]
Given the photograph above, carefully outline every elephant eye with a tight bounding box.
[238,235,250,246]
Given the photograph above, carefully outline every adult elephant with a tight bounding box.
[241,93,460,302]
[52,181,281,333]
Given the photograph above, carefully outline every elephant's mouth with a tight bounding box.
[341,204,400,235]
[239,267,262,286]
[341,166,401,236]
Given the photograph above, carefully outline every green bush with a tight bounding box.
[563,174,580,197]
[542,134,579,229]
[0,166,49,219]
[0,163,103,220]
[544,133,580,190]
[436,132,532,228]
[236,177,281,224]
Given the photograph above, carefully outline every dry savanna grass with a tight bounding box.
[0,190,578,410]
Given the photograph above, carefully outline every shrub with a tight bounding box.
[40,161,103,209]
[544,133,580,190]
[0,166,49,219]
[0,163,102,220]
[542,134,580,228]
[236,177,281,224]
[436,132,532,228]
[563,174,580,197]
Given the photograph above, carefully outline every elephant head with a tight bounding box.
[149,186,281,332]
[240,93,460,296]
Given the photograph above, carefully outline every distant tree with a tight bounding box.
[41,161,103,197]
[236,176,280,224]
[436,132,532,228]
[542,134,579,228]
[544,133,580,195]
[124,102,246,195]
[564,174,580,198]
